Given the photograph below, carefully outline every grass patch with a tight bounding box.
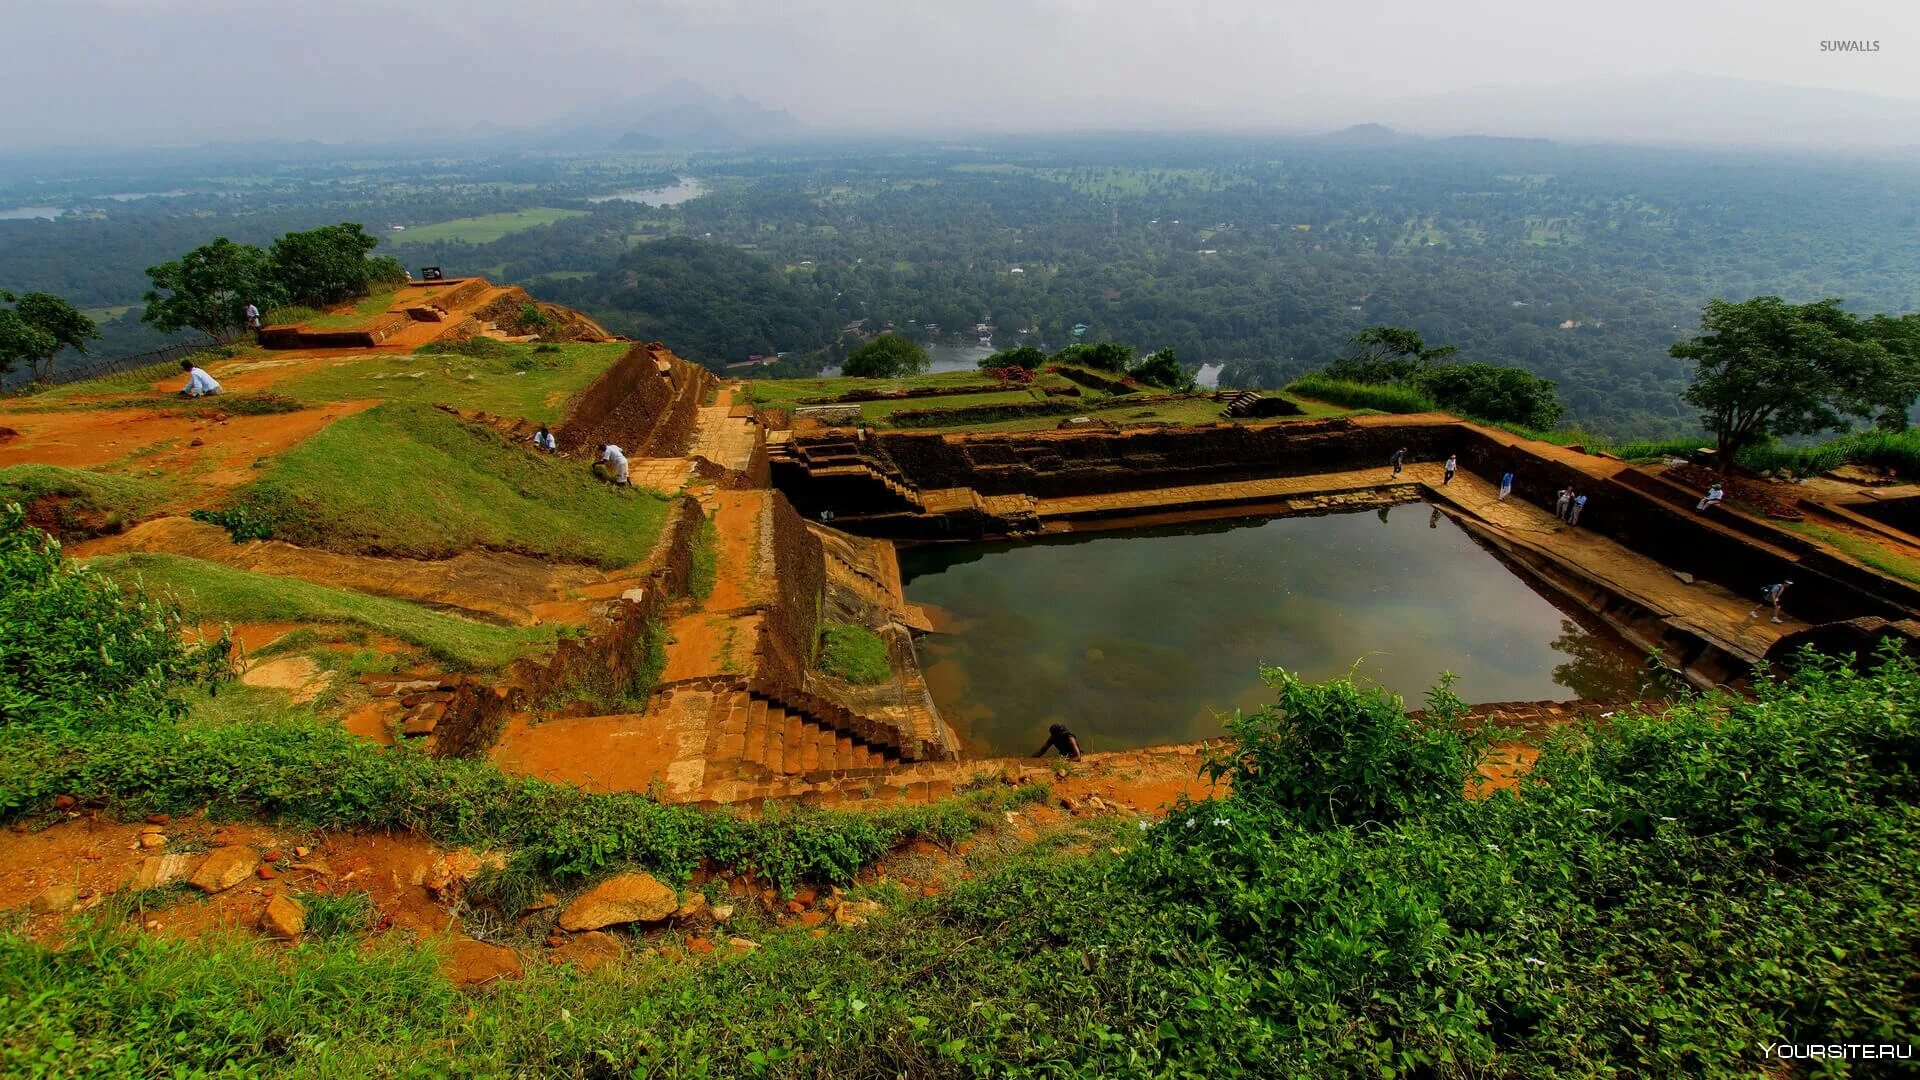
[688,517,718,601]
[817,623,891,685]
[1287,374,1436,413]
[275,341,624,420]
[297,290,400,330]
[85,552,557,671]
[230,401,673,567]
[0,465,169,526]
[1784,520,1920,586]
[388,208,589,246]
[295,890,377,939]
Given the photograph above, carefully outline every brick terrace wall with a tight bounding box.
[428,495,705,758]
[555,342,717,457]
[758,492,827,689]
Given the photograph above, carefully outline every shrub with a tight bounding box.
[843,335,929,379]
[1413,362,1565,429]
[414,336,511,360]
[189,506,276,542]
[0,506,229,733]
[1051,340,1134,372]
[1129,347,1196,392]
[979,344,1046,371]
[816,623,891,685]
[1287,374,1437,413]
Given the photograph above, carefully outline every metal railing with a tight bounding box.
[3,338,218,393]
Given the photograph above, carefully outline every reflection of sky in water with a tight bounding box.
[902,504,1640,756]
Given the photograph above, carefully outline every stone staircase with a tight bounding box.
[767,434,924,511]
[1221,390,1264,418]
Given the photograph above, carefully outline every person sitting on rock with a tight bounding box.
[178,359,221,398]
[597,443,630,486]
[1034,723,1082,761]
[1696,483,1724,512]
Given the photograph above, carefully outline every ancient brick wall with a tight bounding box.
[758,493,827,690]
[428,495,705,758]
[555,342,716,458]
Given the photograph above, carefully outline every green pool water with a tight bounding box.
[899,503,1643,757]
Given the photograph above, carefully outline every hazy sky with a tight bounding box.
[2,0,1915,147]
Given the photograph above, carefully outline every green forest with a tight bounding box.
[5,135,1919,434]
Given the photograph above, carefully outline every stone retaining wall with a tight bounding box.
[556,342,716,458]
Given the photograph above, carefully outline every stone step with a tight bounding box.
[783,709,808,775]
[742,698,771,766]
[763,707,787,774]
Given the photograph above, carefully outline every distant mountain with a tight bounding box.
[1321,123,1408,143]
[560,80,804,147]
[1372,72,1920,151]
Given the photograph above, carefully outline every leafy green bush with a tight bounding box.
[415,336,511,360]
[817,623,891,685]
[1050,341,1134,372]
[1128,347,1196,392]
[0,506,229,733]
[188,505,276,542]
[1287,373,1437,413]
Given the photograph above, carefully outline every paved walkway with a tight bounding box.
[689,383,760,472]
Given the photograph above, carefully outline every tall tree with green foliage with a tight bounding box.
[0,292,98,381]
[1130,347,1196,392]
[1331,326,1458,384]
[1673,296,1920,469]
[1050,341,1134,373]
[270,223,404,308]
[142,237,279,344]
[842,334,930,378]
[1417,362,1565,429]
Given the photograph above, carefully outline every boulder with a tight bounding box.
[557,872,677,932]
[132,853,193,889]
[673,891,710,924]
[834,899,884,928]
[444,939,524,987]
[548,930,625,972]
[261,894,306,939]
[29,885,78,914]
[190,846,259,893]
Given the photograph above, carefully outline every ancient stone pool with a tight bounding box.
[900,503,1644,756]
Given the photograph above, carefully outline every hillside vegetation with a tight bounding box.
[226,402,674,567]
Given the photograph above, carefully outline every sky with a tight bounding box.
[1,0,1916,147]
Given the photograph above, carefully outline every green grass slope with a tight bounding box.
[87,552,556,670]
[233,401,673,567]
[276,341,627,420]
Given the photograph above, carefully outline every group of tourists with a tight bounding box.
[1554,486,1589,527]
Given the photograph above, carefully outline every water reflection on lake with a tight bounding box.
[901,504,1641,756]
[0,206,63,220]
[588,178,707,206]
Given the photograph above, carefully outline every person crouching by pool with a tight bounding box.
[1034,723,1082,761]
[596,443,630,486]
[178,359,222,397]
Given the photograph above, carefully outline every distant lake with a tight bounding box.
[0,206,63,220]
[588,178,706,207]
[1196,362,1223,389]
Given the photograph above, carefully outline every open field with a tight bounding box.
[388,209,589,246]
[276,341,627,419]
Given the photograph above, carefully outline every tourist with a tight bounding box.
[1499,471,1514,500]
[1429,506,1441,529]
[245,301,262,335]
[533,423,558,453]
[1751,580,1793,623]
[597,443,630,486]
[1033,723,1082,761]
[1390,447,1407,477]
[1696,483,1724,512]
[178,359,221,398]
[1569,492,1588,526]
[1443,454,1458,485]
[1555,487,1572,521]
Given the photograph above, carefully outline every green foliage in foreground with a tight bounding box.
[85,552,556,671]
[1288,373,1437,414]
[228,401,673,567]
[817,623,892,685]
[3,653,1916,1076]
[0,715,1046,893]
[0,507,227,735]
[843,334,931,379]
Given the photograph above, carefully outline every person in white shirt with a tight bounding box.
[533,424,558,453]
[179,360,222,397]
[599,443,630,485]
[245,302,262,334]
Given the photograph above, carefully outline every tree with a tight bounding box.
[1672,297,1918,469]
[1329,326,1457,384]
[1415,363,1565,430]
[0,291,97,381]
[1130,347,1196,392]
[1051,341,1134,372]
[980,344,1045,371]
[142,238,279,344]
[843,334,930,378]
[270,223,404,308]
